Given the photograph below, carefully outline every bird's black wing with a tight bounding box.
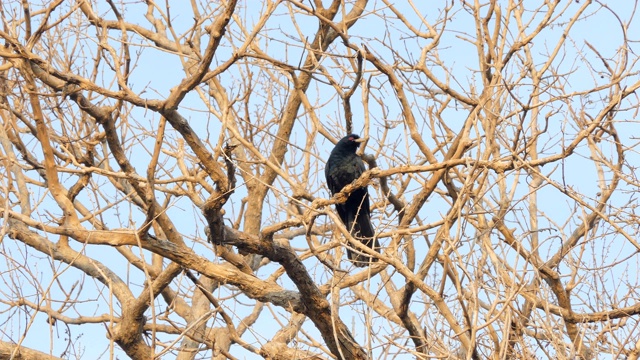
[326,153,379,266]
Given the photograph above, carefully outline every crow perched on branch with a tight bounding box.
[325,134,379,266]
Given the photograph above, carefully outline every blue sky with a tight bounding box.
[1,1,639,359]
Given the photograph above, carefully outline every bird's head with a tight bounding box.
[337,134,365,152]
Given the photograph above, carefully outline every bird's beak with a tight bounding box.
[354,137,366,143]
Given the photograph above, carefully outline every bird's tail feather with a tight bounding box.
[346,211,379,267]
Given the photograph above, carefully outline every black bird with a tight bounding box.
[325,134,379,266]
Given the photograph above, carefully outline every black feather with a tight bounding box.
[325,134,379,266]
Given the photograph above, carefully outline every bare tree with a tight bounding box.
[1,1,640,359]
